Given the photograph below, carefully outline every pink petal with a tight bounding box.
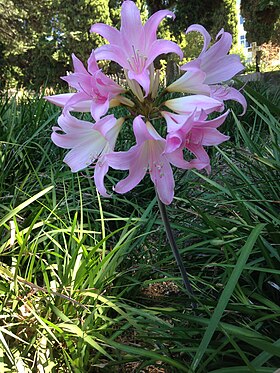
[94,160,110,197]
[167,69,210,95]
[95,70,125,96]
[128,69,150,97]
[150,156,175,205]
[181,59,201,72]
[63,92,92,113]
[87,50,99,75]
[52,113,96,149]
[57,112,93,132]
[147,39,183,66]
[94,45,129,70]
[165,95,224,115]
[113,148,147,194]
[51,131,83,149]
[191,128,230,146]
[211,86,247,115]
[106,150,133,170]
[61,73,92,91]
[90,23,120,45]
[165,133,183,153]
[133,116,163,144]
[93,114,120,138]
[166,149,191,169]
[194,110,229,129]
[161,111,189,132]
[90,98,109,121]
[144,9,175,46]
[44,93,75,108]
[203,55,244,84]
[203,29,232,61]
[71,53,88,75]
[186,143,211,172]
[63,142,97,172]
[120,0,143,44]
[186,24,211,54]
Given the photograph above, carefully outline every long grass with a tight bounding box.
[0,84,279,372]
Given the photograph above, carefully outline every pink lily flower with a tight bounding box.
[106,116,190,205]
[182,25,244,84]
[176,25,246,113]
[51,112,123,196]
[45,51,125,121]
[90,0,183,96]
[164,110,230,173]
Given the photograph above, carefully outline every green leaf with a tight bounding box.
[191,223,266,371]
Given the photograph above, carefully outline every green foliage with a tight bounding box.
[240,0,280,44]
[0,0,111,88]
[0,83,280,371]
[0,0,240,90]
[146,0,237,43]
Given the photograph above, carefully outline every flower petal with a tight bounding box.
[87,50,99,75]
[71,53,88,74]
[120,0,143,45]
[203,55,244,84]
[44,93,75,108]
[165,95,224,115]
[63,140,100,172]
[161,111,190,132]
[113,148,147,194]
[144,9,175,46]
[191,128,230,146]
[166,149,191,169]
[128,69,150,97]
[151,155,175,205]
[94,44,129,70]
[186,143,211,173]
[90,23,120,45]
[63,92,92,113]
[165,133,184,153]
[133,116,163,144]
[167,69,210,95]
[94,160,110,197]
[211,86,247,115]
[90,98,109,121]
[61,73,92,91]
[186,24,211,54]
[147,39,183,66]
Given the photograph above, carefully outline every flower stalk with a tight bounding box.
[156,193,195,303]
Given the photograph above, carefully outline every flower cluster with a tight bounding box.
[46,0,246,205]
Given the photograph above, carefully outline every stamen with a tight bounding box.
[127,45,147,74]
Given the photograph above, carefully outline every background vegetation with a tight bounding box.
[0,0,239,90]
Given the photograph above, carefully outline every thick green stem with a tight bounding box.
[157,194,195,301]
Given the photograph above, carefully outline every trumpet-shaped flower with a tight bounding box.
[182,25,244,85]
[45,51,125,121]
[168,25,246,113]
[51,112,123,196]
[106,116,190,205]
[90,0,183,96]
[164,110,230,173]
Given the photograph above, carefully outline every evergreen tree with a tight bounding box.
[241,0,280,45]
